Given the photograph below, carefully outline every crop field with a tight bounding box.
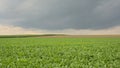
[0,37,120,68]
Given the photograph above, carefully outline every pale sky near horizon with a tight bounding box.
[0,0,120,35]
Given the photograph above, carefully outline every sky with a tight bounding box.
[0,0,120,35]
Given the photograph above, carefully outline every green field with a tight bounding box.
[0,38,120,68]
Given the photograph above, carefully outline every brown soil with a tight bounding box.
[38,35,120,38]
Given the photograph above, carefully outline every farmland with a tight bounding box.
[0,37,120,68]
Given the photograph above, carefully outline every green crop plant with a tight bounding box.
[0,38,120,68]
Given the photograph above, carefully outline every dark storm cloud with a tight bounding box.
[0,0,120,30]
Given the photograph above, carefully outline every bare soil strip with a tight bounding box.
[39,35,120,38]
[0,35,120,38]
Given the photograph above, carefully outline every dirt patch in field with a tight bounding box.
[0,35,120,38]
[38,35,120,38]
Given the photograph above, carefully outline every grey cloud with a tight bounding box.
[0,0,120,30]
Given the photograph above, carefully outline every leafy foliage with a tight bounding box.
[0,38,120,68]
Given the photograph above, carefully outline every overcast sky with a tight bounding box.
[0,0,120,35]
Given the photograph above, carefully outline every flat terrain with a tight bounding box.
[0,36,120,68]
[0,34,120,38]
[39,35,120,38]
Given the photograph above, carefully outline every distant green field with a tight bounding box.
[0,38,120,68]
[0,34,66,38]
